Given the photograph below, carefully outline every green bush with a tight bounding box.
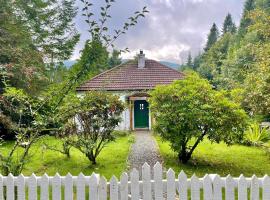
[149,73,248,164]
[244,123,270,146]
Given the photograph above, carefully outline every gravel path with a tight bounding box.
[128,131,163,176]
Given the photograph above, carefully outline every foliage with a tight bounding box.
[68,39,109,87]
[222,13,237,35]
[156,135,270,177]
[80,0,148,50]
[0,0,80,94]
[51,0,149,107]
[204,23,219,52]
[1,135,133,178]
[242,9,270,116]
[0,86,60,175]
[181,52,193,71]
[194,0,270,119]
[0,0,46,94]
[108,49,122,68]
[198,34,232,83]
[238,0,256,36]
[244,123,270,146]
[0,0,148,175]
[61,92,125,165]
[149,73,247,163]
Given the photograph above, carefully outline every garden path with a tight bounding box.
[127,131,163,178]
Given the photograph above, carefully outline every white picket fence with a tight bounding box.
[0,162,270,200]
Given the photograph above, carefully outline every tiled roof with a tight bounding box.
[77,59,184,91]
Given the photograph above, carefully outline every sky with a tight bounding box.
[73,0,245,64]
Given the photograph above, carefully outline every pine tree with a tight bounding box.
[239,0,256,36]
[186,52,193,68]
[222,13,237,35]
[193,53,201,71]
[204,23,219,52]
[108,50,122,68]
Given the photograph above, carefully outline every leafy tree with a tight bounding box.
[204,23,219,52]
[192,53,202,71]
[0,87,53,175]
[0,0,80,94]
[0,0,46,94]
[149,73,247,163]
[198,34,232,83]
[108,49,122,68]
[239,0,256,36]
[222,13,237,35]
[187,52,193,67]
[181,52,193,71]
[62,92,125,165]
[62,0,149,101]
[0,0,148,175]
[242,9,270,116]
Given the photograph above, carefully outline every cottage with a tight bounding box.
[76,51,184,131]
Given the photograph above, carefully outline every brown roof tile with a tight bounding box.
[77,59,184,91]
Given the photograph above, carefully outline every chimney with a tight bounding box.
[138,50,145,68]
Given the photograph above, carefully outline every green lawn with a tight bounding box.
[155,135,270,177]
[1,134,134,178]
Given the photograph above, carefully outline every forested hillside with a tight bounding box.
[182,0,270,121]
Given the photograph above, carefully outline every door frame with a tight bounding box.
[133,99,151,130]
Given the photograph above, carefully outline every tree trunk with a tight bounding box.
[178,132,207,164]
[178,150,191,164]
[87,153,97,165]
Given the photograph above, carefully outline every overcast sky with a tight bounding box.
[72,0,245,64]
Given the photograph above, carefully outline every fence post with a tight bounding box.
[110,176,118,200]
[250,175,259,200]
[238,174,247,200]
[0,175,3,200]
[213,175,222,200]
[29,174,37,200]
[225,175,235,200]
[77,173,85,200]
[6,173,14,200]
[178,171,187,200]
[52,173,61,200]
[142,163,151,200]
[98,176,107,200]
[166,168,175,200]
[154,162,163,200]
[17,174,25,200]
[191,175,200,200]
[64,173,73,200]
[89,173,98,200]
[262,175,270,200]
[131,168,139,200]
[40,174,49,200]
[203,174,213,200]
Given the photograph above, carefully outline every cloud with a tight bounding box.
[72,0,245,64]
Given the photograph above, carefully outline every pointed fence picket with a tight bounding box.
[0,162,270,199]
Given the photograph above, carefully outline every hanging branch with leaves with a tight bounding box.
[81,0,149,51]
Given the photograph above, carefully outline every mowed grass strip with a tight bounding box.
[1,133,134,178]
[155,135,270,177]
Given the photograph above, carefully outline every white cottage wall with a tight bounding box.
[115,93,130,131]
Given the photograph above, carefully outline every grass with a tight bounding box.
[0,133,134,178]
[155,135,270,177]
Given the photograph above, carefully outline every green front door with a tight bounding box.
[134,100,149,128]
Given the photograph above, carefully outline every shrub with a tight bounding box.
[63,91,125,165]
[149,73,248,164]
[244,123,270,146]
